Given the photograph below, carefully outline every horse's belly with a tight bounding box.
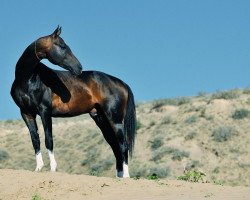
[51,94,93,117]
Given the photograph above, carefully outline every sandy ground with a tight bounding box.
[0,169,249,200]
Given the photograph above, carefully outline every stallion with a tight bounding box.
[11,27,136,178]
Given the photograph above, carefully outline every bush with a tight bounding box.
[32,194,42,200]
[147,173,159,180]
[177,170,206,182]
[197,91,207,97]
[151,100,167,110]
[185,131,197,140]
[0,149,9,161]
[151,97,191,110]
[171,149,190,161]
[81,148,100,166]
[151,146,175,162]
[149,136,164,150]
[148,166,170,178]
[211,126,237,142]
[89,157,114,175]
[151,147,189,162]
[211,90,240,100]
[161,115,173,124]
[247,98,250,105]
[130,165,147,178]
[149,121,156,127]
[185,115,197,124]
[185,160,201,170]
[243,87,250,94]
[232,109,250,120]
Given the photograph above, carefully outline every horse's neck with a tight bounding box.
[15,42,40,81]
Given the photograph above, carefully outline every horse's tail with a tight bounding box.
[124,84,136,158]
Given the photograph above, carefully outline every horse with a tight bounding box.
[11,27,136,178]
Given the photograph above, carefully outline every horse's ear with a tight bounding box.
[52,26,62,38]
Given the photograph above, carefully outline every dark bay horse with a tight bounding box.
[11,27,136,178]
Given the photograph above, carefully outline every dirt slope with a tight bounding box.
[0,169,249,200]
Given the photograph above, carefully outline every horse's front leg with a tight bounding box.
[21,112,44,171]
[40,109,57,172]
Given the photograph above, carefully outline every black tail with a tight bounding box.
[124,85,136,158]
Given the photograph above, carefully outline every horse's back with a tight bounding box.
[39,68,129,117]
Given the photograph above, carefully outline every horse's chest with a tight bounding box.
[18,90,39,111]
[11,83,44,113]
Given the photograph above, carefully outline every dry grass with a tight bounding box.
[1,89,250,186]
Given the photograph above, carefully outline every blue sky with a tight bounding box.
[1,0,250,120]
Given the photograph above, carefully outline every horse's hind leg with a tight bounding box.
[113,123,129,178]
[90,108,129,178]
[21,112,44,171]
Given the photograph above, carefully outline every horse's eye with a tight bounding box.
[60,44,66,49]
[55,43,66,49]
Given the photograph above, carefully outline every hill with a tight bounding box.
[0,169,249,200]
[1,88,250,187]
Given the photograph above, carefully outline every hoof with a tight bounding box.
[35,163,44,172]
[116,163,130,178]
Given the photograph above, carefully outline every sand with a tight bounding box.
[0,169,249,200]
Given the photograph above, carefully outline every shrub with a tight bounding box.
[176,97,191,105]
[151,146,174,162]
[211,126,237,142]
[185,115,197,124]
[149,121,156,127]
[149,136,164,150]
[130,165,147,178]
[161,115,173,124]
[211,90,240,100]
[147,166,170,180]
[31,194,42,200]
[89,157,114,175]
[177,170,206,182]
[197,91,207,97]
[151,100,167,110]
[81,148,100,166]
[151,147,189,162]
[232,109,250,120]
[199,108,206,118]
[185,160,201,170]
[247,98,250,105]
[151,97,191,110]
[147,173,159,180]
[148,166,170,178]
[243,87,250,94]
[0,149,9,161]
[171,149,190,161]
[5,120,15,124]
[185,131,197,140]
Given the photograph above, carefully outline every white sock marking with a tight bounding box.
[116,162,130,178]
[35,152,44,171]
[48,150,57,172]
[123,163,130,178]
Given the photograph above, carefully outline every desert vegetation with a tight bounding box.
[0,88,250,186]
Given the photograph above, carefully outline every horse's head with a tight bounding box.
[36,26,82,76]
